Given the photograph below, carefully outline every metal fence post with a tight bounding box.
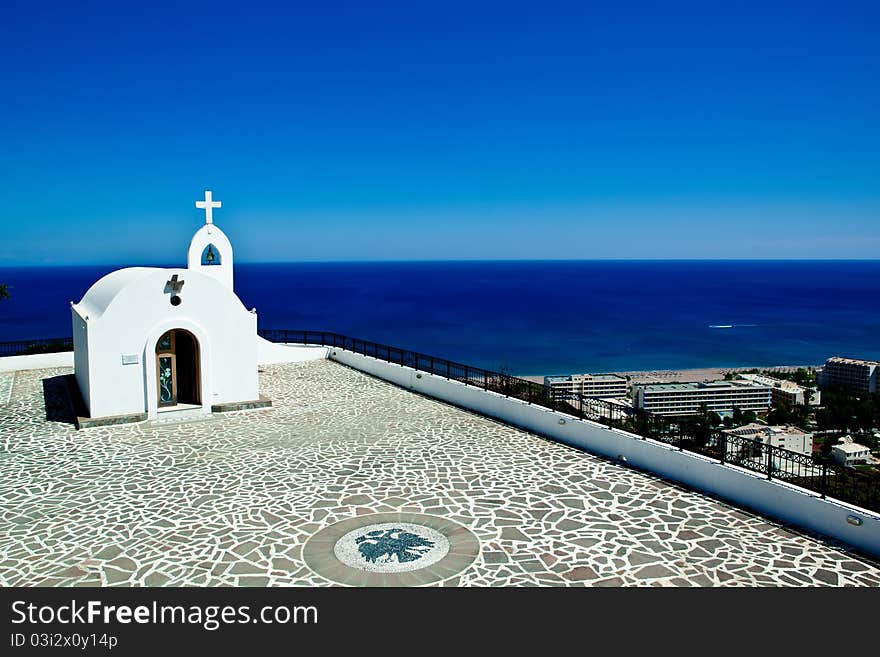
[767,444,773,480]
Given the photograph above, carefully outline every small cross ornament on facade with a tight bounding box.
[196,190,222,224]
[166,274,185,293]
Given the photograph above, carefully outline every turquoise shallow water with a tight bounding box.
[1,260,878,375]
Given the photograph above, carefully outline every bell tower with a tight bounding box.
[187,190,234,290]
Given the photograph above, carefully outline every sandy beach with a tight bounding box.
[521,364,821,385]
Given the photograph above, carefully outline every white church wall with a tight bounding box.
[139,314,259,418]
[331,349,880,558]
[85,320,149,419]
[71,308,90,410]
[78,268,259,420]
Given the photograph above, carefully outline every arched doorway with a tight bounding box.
[155,329,201,407]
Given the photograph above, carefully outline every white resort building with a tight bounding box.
[832,437,872,467]
[818,356,880,395]
[631,380,771,416]
[722,423,814,456]
[544,373,628,400]
[739,373,820,407]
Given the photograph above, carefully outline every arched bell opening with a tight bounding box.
[201,244,221,266]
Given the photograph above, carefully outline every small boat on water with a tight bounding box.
[709,325,733,329]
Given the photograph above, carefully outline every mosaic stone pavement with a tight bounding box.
[0,371,13,406]
[1,361,879,587]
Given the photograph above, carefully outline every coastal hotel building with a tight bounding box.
[739,373,820,407]
[818,356,880,395]
[544,373,628,400]
[632,380,771,416]
[722,423,813,456]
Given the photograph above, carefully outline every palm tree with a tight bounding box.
[799,386,814,426]
[0,283,8,302]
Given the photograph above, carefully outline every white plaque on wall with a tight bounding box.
[121,354,140,365]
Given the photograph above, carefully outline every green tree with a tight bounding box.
[767,400,796,426]
[858,430,879,451]
[820,434,837,458]
[802,386,813,406]
[792,368,812,386]
[732,406,744,426]
[856,396,878,432]
[0,283,8,301]
[798,386,814,427]
[688,403,716,447]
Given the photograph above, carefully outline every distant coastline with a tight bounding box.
[520,364,821,384]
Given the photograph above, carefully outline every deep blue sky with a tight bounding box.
[1,1,878,265]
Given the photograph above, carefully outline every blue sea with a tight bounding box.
[1,260,878,375]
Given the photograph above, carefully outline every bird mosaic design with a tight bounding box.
[355,528,435,564]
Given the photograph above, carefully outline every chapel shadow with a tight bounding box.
[41,374,80,427]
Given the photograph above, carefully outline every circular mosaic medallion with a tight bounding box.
[334,522,450,573]
[304,513,480,586]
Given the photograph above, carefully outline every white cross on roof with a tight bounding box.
[195,190,222,224]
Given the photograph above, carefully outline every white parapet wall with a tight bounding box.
[0,351,74,372]
[330,349,880,558]
[256,337,329,365]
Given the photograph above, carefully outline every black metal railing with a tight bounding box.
[3,330,877,512]
[258,329,880,513]
[0,337,73,357]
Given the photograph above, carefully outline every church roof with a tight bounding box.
[73,267,164,320]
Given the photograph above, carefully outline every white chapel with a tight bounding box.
[71,191,263,422]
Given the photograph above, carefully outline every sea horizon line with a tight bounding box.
[2,257,880,269]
